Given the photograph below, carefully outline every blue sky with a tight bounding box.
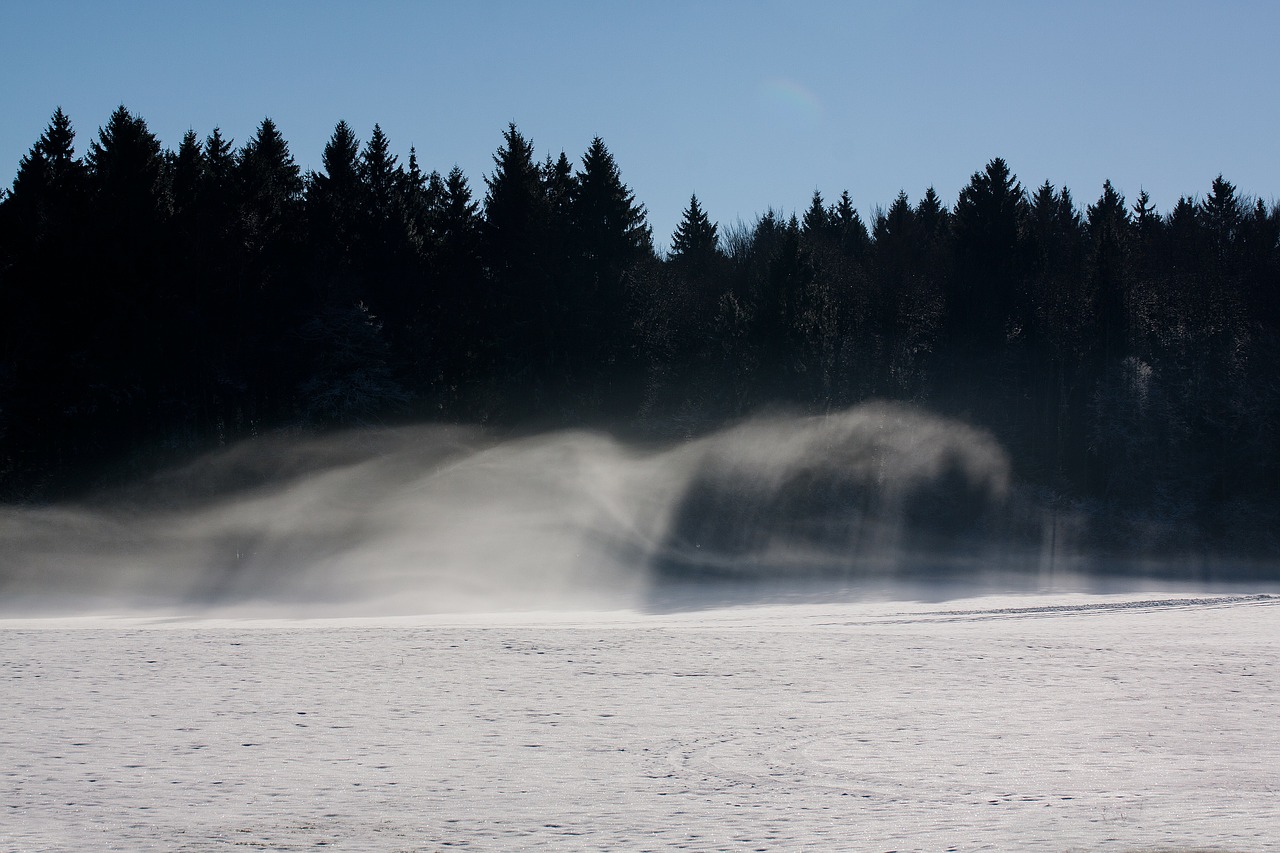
[2,1,1277,250]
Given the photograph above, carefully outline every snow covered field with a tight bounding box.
[4,591,1277,852]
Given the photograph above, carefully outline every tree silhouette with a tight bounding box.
[669,194,720,266]
[308,120,362,266]
[3,107,1280,558]
[1085,180,1131,365]
[832,190,870,259]
[568,137,653,407]
[800,190,833,241]
[947,158,1027,368]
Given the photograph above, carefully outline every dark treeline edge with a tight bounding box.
[1,107,1278,558]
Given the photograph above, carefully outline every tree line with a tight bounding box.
[1,107,1277,556]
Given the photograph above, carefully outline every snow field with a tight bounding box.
[2,592,1277,852]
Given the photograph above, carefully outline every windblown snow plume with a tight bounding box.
[652,403,1011,577]
[1,404,1021,615]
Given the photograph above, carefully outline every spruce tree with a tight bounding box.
[1132,189,1158,235]
[481,124,552,401]
[1201,175,1242,262]
[441,166,480,243]
[542,151,575,220]
[8,107,84,241]
[873,191,916,246]
[571,136,653,273]
[832,190,869,258]
[236,117,304,420]
[86,105,167,224]
[669,194,719,265]
[541,151,577,287]
[801,190,832,241]
[1085,180,1132,365]
[569,136,653,400]
[198,128,238,254]
[169,130,205,224]
[948,157,1028,357]
[0,109,90,488]
[431,166,485,397]
[309,120,362,254]
[360,123,401,227]
[914,187,949,242]
[81,106,171,449]
[483,123,545,283]
[238,117,302,256]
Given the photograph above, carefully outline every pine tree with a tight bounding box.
[238,117,302,254]
[79,106,172,448]
[914,187,949,243]
[947,157,1028,356]
[8,107,85,242]
[874,191,916,246]
[832,190,869,258]
[1086,180,1129,243]
[1086,180,1132,364]
[483,123,544,265]
[441,166,480,243]
[571,136,653,273]
[481,124,552,399]
[952,158,1025,273]
[540,151,577,286]
[169,130,205,221]
[204,128,236,185]
[424,167,447,228]
[360,123,401,226]
[86,105,167,224]
[669,194,719,265]
[1201,175,1242,262]
[0,109,90,488]
[1132,189,1158,236]
[569,136,654,400]
[311,122,364,266]
[872,191,920,384]
[193,128,239,265]
[542,151,575,220]
[1130,189,1163,300]
[430,165,485,397]
[235,117,305,421]
[801,190,832,241]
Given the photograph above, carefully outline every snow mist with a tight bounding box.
[0,404,1024,616]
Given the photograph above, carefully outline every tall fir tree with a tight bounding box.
[238,117,302,254]
[669,194,720,265]
[571,136,653,275]
[308,120,362,267]
[236,117,304,421]
[481,124,553,401]
[483,123,546,283]
[1085,179,1131,364]
[947,157,1027,357]
[832,190,870,259]
[800,190,833,241]
[568,136,654,401]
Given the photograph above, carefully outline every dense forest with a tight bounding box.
[2,107,1278,557]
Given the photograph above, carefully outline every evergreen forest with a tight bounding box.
[2,107,1278,558]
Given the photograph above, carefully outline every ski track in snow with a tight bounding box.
[2,592,1278,852]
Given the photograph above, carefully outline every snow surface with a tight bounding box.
[3,592,1278,852]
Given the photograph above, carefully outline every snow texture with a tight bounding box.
[3,592,1278,852]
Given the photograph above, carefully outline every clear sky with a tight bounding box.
[2,1,1277,251]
